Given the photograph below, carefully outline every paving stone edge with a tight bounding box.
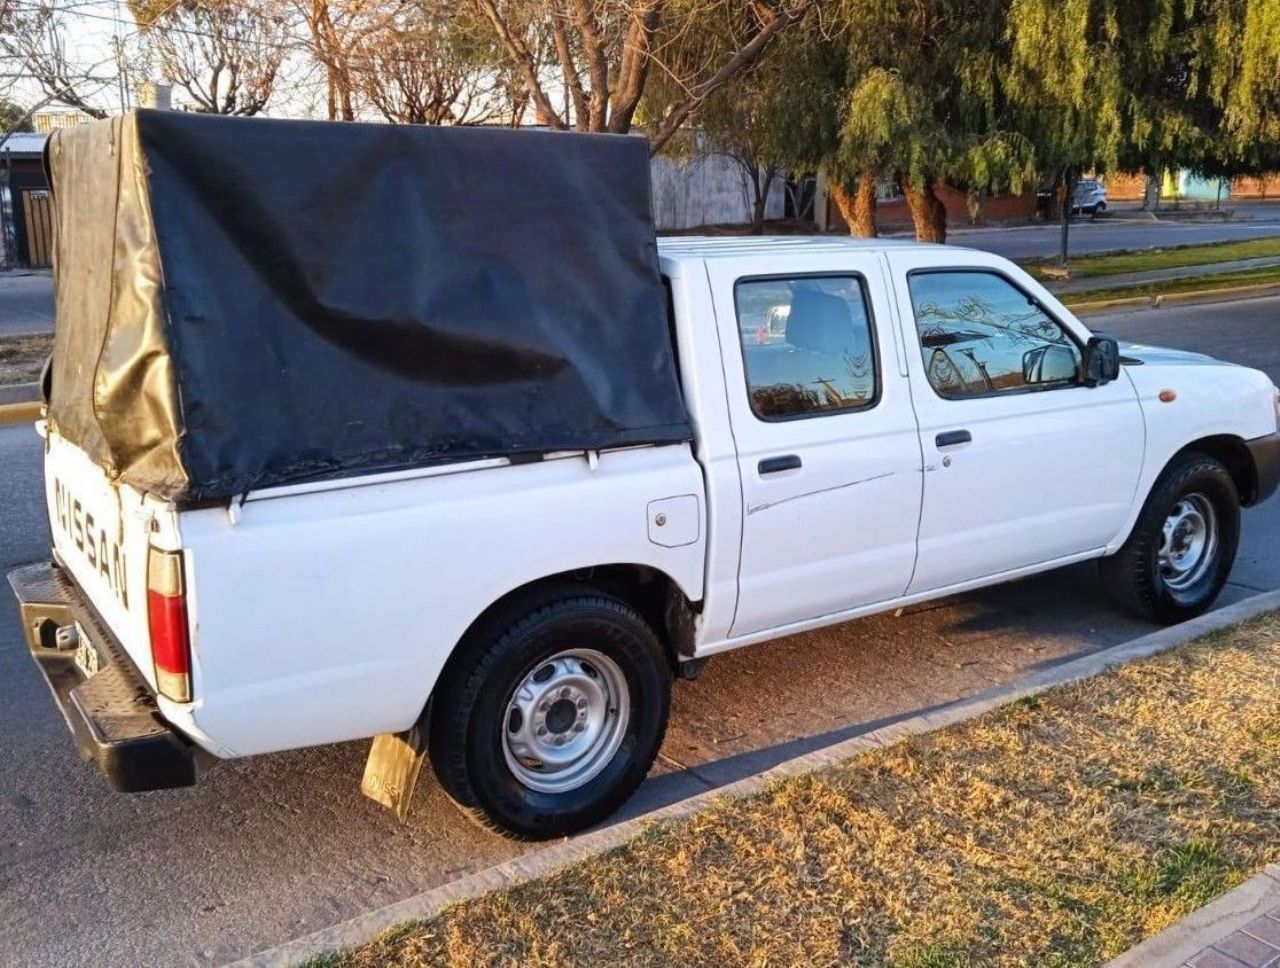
[227,588,1280,968]
[1104,864,1280,968]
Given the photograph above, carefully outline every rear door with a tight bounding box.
[707,252,923,638]
[887,256,1144,593]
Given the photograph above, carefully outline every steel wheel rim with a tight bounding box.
[1158,492,1218,593]
[502,648,630,794]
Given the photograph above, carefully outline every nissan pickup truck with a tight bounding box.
[11,112,1280,839]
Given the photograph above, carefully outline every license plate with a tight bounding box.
[73,627,101,678]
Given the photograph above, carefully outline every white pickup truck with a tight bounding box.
[10,114,1280,839]
[13,234,1280,838]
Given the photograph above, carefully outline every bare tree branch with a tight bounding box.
[467,0,814,147]
[0,1,117,118]
[471,0,566,127]
[129,0,292,116]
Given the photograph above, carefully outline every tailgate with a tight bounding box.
[43,428,176,691]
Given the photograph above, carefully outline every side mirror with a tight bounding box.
[1023,343,1079,385]
[1083,334,1120,387]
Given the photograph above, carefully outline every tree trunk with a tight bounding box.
[828,171,879,237]
[1058,166,1077,267]
[828,178,858,235]
[903,177,947,243]
[1142,169,1161,212]
[750,167,777,234]
[851,168,878,237]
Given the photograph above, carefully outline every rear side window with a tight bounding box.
[907,270,1082,399]
[733,276,877,420]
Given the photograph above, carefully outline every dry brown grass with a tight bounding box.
[315,615,1280,968]
[0,333,52,385]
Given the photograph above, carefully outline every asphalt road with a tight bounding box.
[2,296,1280,966]
[0,272,55,337]
[3,203,1280,338]
[944,200,1280,261]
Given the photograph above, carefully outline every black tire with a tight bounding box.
[428,585,671,840]
[1099,453,1240,624]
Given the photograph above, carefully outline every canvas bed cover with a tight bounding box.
[44,110,691,503]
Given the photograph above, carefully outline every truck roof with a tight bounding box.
[656,235,939,264]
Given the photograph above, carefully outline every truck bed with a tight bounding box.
[42,425,707,759]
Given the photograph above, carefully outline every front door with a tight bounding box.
[889,258,1145,594]
[708,254,924,638]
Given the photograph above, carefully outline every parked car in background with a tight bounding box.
[1074,179,1108,216]
[1036,178,1109,219]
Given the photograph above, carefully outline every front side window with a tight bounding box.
[734,276,877,420]
[907,271,1082,399]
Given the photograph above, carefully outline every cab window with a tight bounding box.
[733,276,877,420]
[907,270,1082,399]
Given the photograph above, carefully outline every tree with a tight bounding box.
[1005,0,1280,264]
[692,0,1031,243]
[0,0,117,118]
[659,8,836,231]
[467,0,816,152]
[128,0,292,115]
[0,98,33,131]
[296,0,406,120]
[835,0,1034,244]
[352,1,517,124]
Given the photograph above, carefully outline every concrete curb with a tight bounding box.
[227,589,1280,968]
[0,383,41,426]
[1104,864,1280,968]
[0,403,40,426]
[1069,281,1280,315]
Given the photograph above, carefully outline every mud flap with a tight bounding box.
[360,720,428,822]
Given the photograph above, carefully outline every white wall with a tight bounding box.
[651,152,786,230]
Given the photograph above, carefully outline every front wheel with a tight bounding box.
[1099,453,1240,624]
[428,587,671,839]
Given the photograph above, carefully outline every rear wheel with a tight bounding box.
[1099,453,1240,623]
[428,587,671,840]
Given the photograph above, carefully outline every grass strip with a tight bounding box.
[0,332,52,386]
[1061,265,1280,307]
[311,614,1280,968]
[1027,237,1280,279]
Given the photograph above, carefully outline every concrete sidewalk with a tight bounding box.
[1045,256,1280,294]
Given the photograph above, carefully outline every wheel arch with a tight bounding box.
[449,564,701,679]
[1107,434,1254,556]
[1177,434,1260,505]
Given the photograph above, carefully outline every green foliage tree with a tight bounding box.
[1005,0,1280,263]
[655,10,842,231]
[836,0,1035,243]
[0,99,34,132]
[682,0,1034,242]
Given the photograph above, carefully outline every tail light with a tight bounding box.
[147,547,192,702]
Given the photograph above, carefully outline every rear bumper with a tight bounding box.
[1247,432,1280,506]
[7,561,202,792]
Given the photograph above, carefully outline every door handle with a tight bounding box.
[759,454,802,474]
[935,430,972,448]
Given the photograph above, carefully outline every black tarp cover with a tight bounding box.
[45,110,691,503]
